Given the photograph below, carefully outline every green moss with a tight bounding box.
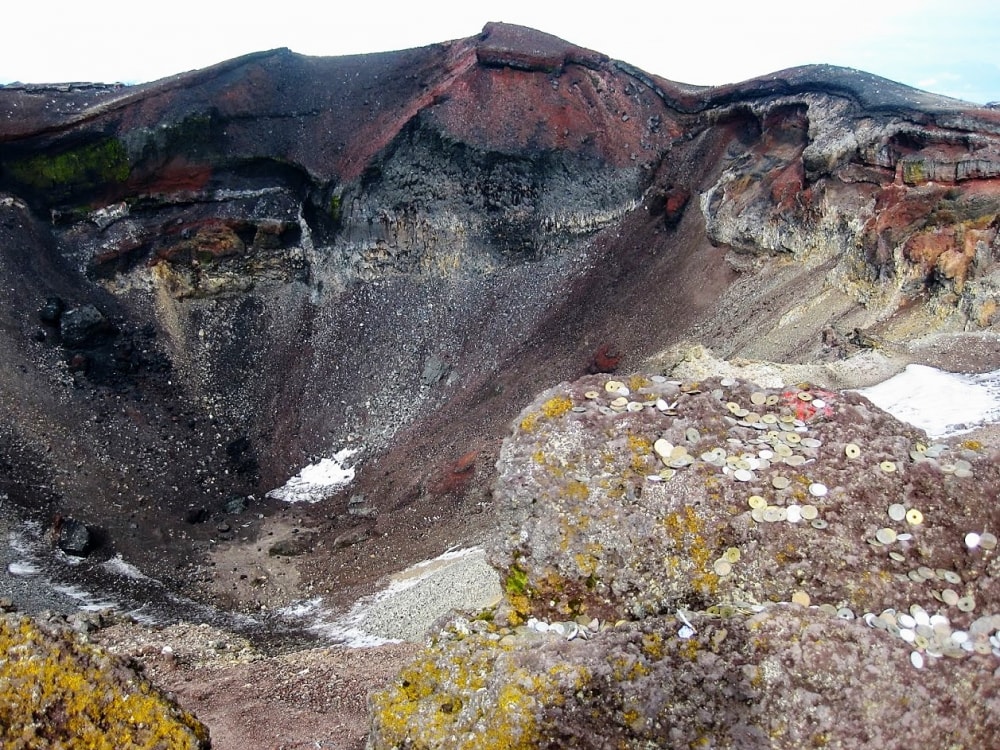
[329,193,342,223]
[505,564,530,597]
[4,138,130,199]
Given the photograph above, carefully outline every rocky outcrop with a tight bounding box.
[0,21,999,643]
[369,372,1000,747]
[0,612,210,748]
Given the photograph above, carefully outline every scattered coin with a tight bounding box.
[800,438,822,449]
[811,519,829,529]
[724,547,741,563]
[626,401,644,412]
[880,461,897,473]
[966,532,982,550]
[611,396,629,409]
[734,468,754,482]
[942,589,960,606]
[808,482,828,498]
[836,607,855,620]
[800,505,819,520]
[654,439,673,458]
[889,551,906,562]
[844,443,861,459]
[791,591,811,607]
[906,508,924,526]
[888,503,907,522]
[786,505,802,523]
[748,495,767,510]
[763,506,782,523]
[911,651,924,669]
[772,475,790,489]
[957,596,976,613]
[713,559,733,576]
[584,390,600,400]
[981,532,998,550]
[797,392,813,402]
[605,380,626,393]
[811,399,826,409]
[876,528,897,544]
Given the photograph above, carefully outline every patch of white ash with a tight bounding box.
[279,547,502,646]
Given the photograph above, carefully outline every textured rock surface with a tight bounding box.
[1,21,1000,749]
[0,613,209,748]
[369,607,1000,749]
[1,24,998,614]
[370,372,1000,747]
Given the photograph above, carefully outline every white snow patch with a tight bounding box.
[6,561,40,576]
[266,448,360,504]
[101,554,151,581]
[49,583,116,612]
[857,364,1000,438]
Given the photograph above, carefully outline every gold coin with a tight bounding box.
[845,443,861,459]
[584,390,600,400]
[605,380,625,393]
[748,495,767,509]
[797,392,814,402]
[750,392,767,406]
[800,504,819,520]
[906,508,924,525]
[880,461,897,473]
[724,547,741,563]
[772,476,790,489]
[791,590,811,607]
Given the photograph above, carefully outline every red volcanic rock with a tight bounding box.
[475,22,607,73]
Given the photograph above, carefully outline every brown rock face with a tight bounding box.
[0,20,997,658]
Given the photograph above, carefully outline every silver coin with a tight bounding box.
[888,503,907,522]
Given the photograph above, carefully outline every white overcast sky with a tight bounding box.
[2,1,998,104]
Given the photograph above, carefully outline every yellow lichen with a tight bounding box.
[519,412,540,432]
[541,395,574,419]
[0,616,208,749]
[369,634,574,750]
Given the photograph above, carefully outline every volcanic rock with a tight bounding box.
[56,516,93,557]
[58,304,112,348]
[369,372,1000,747]
[0,21,999,747]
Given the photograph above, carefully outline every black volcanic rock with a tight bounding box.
[56,517,92,556]
[59,304,112,347]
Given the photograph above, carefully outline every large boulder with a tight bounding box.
[491,373,1000,624]
[368,372,1000,748]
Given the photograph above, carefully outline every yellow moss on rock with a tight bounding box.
[368,631,581,750]
[0,615,209,749]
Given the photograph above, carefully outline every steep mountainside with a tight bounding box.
[1,22,999,619]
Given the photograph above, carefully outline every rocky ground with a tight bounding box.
[2,20,1000,749]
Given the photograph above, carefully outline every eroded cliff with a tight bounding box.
[0,22,998,621]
